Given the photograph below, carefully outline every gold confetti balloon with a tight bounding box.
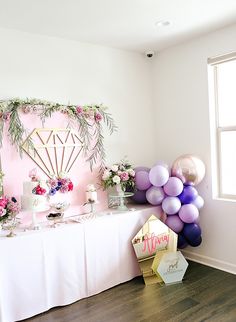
[171,154,205,186]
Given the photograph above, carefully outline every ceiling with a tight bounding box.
[0,0,236,52]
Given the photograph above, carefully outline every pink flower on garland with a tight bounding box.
[95,112,102,122]
[120,172,129,181]
[3,112,10,121]
[76,106,83,115]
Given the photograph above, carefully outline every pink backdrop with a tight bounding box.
[1,111,107,214]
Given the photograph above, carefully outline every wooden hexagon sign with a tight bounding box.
[156,251,188,284]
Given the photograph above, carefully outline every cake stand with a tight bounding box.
[30,207,50,230]
[108,192,134,211]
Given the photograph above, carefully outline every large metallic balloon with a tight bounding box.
[171,154,205,186]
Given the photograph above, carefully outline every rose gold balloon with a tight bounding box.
[171,154,205,186]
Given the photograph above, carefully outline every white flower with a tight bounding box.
[58,171,67,179]
[102,170,111,180]
[111,164,119,172]
[128,169,135,177]
[112,175,121,184]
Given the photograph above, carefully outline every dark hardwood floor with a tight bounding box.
[25,261,236,322]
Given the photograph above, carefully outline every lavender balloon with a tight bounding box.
[149,165,169,187]
[178,186,198,204]
[162,196,181,215]
[134,166,150,173]
[165,215,184,233]
[155,161,170,174]
[146,186,165,205]
[192,195,204,209]
[179,204,199,223]
[164,177,184,196]
[135,170,152,191]
[132,189,148,204]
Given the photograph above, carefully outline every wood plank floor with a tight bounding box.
[25,261,236,322]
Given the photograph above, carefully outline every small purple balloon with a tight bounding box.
[164,177,184,196]
[146,186,165,205]
[191,195,204,209]
[179,204,199,223]
[132,189,148,204]
[165,215,184,233]
[135,170,152,191]
[183,223,201,242]
[149,165,169,187]
[162,196,181,215]
[178,186,198,204]
[177,233,188,249]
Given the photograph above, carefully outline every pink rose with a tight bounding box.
[95,112,102,122]
[120,172,129,181]
[0,197,8,208]
[76,106,83,115]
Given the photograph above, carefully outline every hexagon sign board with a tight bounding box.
[132,214,178,285]
[156,251,188,284]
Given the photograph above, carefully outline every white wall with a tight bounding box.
[1,23,236,273]
[152,24,236,273]
[0,27,155,167]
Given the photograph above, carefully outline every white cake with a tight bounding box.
[21,181,48,212]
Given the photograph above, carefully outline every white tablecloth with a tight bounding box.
[0,206,162,322]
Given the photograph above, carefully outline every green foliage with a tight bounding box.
[0,98,117,170]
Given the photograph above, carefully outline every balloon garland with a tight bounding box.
[132,155,205,249]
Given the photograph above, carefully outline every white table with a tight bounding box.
[0,205,162,322]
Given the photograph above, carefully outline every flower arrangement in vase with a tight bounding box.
[47,172,73,196]
[101,160,135,194]
[46,172,73,214]
[0,196,20,237]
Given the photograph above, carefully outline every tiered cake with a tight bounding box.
[21,181,48,212]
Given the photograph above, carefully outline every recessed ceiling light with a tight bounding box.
[155,20,171,27]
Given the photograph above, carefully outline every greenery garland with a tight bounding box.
[0,98,117,171]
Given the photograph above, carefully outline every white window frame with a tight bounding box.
[208,51,236,200]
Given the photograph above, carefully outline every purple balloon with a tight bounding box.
[149,165,169,187]
[183,223,201,242]
[178,186,198,204]
[132,189,148,204]
[177,233,188,249]
[165,215,184,233]
[192,195,204,209]
[179,204,199,223]
[146,186,165,205]
[162,196,181,215]
[188,235,202,247]
[135,170,152,191]
[134,166,150,172]
[163,177,184,196]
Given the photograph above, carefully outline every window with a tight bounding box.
[208,52,236,199]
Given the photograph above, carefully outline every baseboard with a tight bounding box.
[182,250,236,275]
